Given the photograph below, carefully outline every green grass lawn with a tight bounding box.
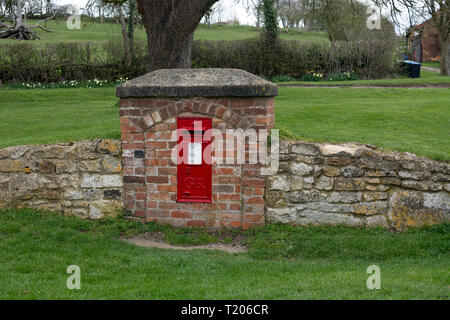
[0,20,329,43]
[1,86,448,161]
[279,70,450,86]
[0,88,120,148]
[0,209,448,299]
[276,87,450,161]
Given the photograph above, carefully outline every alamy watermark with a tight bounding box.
[66,5,81,30]
[170,121,279,176]
[367,6,381,30]
[366,265,381,290]
[66,265,81,290]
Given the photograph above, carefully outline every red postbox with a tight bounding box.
[177,117,212,203]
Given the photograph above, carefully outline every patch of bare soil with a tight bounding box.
[122,231,247,254]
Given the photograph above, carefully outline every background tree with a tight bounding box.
[127,0,135,41]
[203,6,214,29]
[243,0,264,27]
[276,0,306,29]
[303,0,394,42]
[373,0,449,75]
[116,2,131,66]
[16,0,22,26]
[95,0,136,67]
[99,2,104,23]
[263,0,278,43]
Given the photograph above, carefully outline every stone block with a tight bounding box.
[266,207,296,224]
[328,192,362,203]
[352,201,388,216]
[267,175,290,191]
[81,174,123,188]
[289,162,313,176]
[296,209,363,227]
[388,190,449,231]
[335,177,366,191]
[102,155,122,173]
[96,139,121,155]
[315,176,333,190]
[291,143,320,156]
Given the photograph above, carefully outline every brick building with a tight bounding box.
[407,19,441,62]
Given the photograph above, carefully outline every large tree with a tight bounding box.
[136,0,218,72]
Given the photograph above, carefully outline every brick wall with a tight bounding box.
[408,23,442,62]
[119,97,275,229]
[422,25,441,62]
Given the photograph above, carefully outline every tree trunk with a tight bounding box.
[147,28,195,71]
[127,0,135,59]
[136,0,218,72]
[440,35,449,76]
[117,4,132,68]
[99,5,104,23]
[16,0,23,27]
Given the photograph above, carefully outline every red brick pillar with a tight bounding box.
[116,69,277,229]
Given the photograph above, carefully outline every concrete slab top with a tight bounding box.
[116,68,278,98]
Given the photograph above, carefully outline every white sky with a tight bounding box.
[56,0,255,25]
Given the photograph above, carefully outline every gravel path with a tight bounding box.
[421,66,441,73]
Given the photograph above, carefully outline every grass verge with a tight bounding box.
[0,208,448,299]
[0,87,120,148]
[275,87,450,161]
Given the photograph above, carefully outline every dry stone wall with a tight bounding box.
[0,140,123,219]
[1,138,448,232]
[267,140,449,231]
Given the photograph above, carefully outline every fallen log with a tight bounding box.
[0,12,55,40]
[0,25,40,40]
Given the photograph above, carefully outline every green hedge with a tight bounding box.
[0,38,395,83]
[0,41,148,83]
[192,38,395,79]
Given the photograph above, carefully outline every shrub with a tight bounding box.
[326,71,359,81]
[299,70,359,82]
[301,71,325,82]
[192,38,395,80]
[0,41,147,83]
[271,75,299,82]
[0,37,395,83]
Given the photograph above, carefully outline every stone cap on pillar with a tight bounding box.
[116,68,278,98]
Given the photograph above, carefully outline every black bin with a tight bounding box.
[401,60,422,78]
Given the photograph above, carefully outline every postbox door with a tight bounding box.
[177,117,212,203]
